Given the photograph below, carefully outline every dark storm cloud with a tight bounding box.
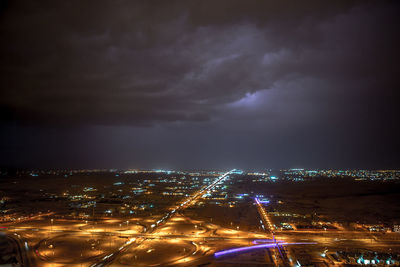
[1,0,397,126]
[0,0,399,169]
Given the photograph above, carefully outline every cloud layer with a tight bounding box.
[0,0,399,168]
[1,1,397,125]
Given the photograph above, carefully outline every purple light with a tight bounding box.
[214,242,318,257]
[214,243,277,257]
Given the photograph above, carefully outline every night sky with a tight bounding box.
[0,1,399,170]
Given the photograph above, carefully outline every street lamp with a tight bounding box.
[51,218,54,235]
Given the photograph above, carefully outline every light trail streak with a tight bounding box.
[92,169,237,266]
[214,242,317,257]
[254,197,284,264]
[254,197,274,234]
[215,243,277,257]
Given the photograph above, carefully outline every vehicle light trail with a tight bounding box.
[214,242,317,257]
[215,243,278,257]
[254,197,284,265]
[254,197,275,234]
[92,169,237,266]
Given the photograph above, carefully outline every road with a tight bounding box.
[254,197,275,235]
[91,169,236,266]
[7,233,35,267]
[254,197,289,266]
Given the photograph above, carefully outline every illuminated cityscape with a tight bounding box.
[1,0,400,266]
[1,169,400,266]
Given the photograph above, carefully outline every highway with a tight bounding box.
[91,169,236,266]
[5,169,397,266]
[254,197,289,266]
[254,197,275,235]
[7,233,35,267]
